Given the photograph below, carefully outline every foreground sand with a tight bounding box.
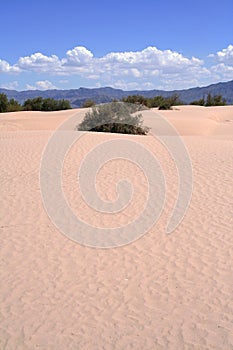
[0,106,233,349]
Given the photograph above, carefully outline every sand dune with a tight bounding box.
[142,105,233,136]
[0,106,233,349]
[1,105,232,136]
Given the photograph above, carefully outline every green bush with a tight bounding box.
[0,93,9,113]
[146,96,165,108]
[122,95,148,106]
[0,93,71,113]
[158,101,172,110]
[190,94,226,107]
[205,93,226,106]
[82,99,96,108]
[7,98,22,112]
[190,98,205,106]
[77,102,149,135]
[0,94,22,112]
[23,97,71,111]
[122,93,183,110]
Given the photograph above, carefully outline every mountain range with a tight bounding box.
[1,80,233,107]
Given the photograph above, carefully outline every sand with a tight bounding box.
[0,106,233,349]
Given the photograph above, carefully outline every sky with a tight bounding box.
[1,0,233,91]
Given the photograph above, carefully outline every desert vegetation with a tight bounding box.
[81,99,96,108]
[77,102,149,135]
[122,94,183,110]
[190,93,227,106]
[0,90,228,114]
[122,93,227,109]
[0,93,71,112]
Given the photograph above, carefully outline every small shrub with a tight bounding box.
[190,94,226,107]
[76,102,149,135]
[7,98,22,112]
[190,98,205,106]
[82,99,96,108]
[158,100,173,110]
[23,97,71,111]
[0,93,9,113]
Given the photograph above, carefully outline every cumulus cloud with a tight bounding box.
[64,46,93,66]
[13,46,204,78]
[207,45,233,83]
[96,46,204,82]
[0,81,19,90]
[0,59,20,73]
[18,53,61,73]
[0,45,232,90]
[85,46,207,89]
[210,63,233,80]
[26,80,57,90]
[209,44,233,65]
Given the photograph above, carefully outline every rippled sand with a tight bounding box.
[1,106,233,349]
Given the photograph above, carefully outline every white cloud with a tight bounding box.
[0,81,19,90]
[26,80,57,90]
[210,63,233,80]
[131,68,141,77]
[210,44,233,65]
[97,47,204,80]
[0,59,20,73]
[0,45,233,90]
[207,45,233,82]
[18,52,61,73]
[12,46,204,79]
[100,47,203,67]
[64,46,93,66]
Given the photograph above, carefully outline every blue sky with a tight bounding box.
[1,0,233,91]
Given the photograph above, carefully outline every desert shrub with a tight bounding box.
[7,98,22,112]
[146,96,164,108]
[206,94,226,106]
[0,94,22,112]
[190,94,226,107]
[23,97,71,111]
[77,102,149,135]
[0,93,9,113]
[190,98,205,106]
[158,103,171,110]
[0,94,71,113]
[55,99,71,110]
[82,99,96,108]
[122,95,148,106]
[122,93,183,110]
[158,100,173,110]
[23,97,43,111]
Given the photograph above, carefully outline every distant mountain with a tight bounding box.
[1,80,233,107]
